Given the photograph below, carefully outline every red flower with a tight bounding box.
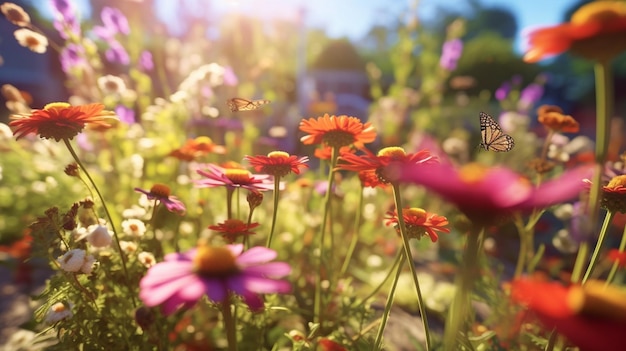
[524,1,626,63]
[511,278,626,351]
[601,175,626,213]
[168,136,226,161]
[299,113,376,148]
[245,151,309,177]
[317,338,347,351]
[385,208,450,242]
[208,219,260,243]
[9,102,115,141]
[314,145,354,161]
[607,249,626,267]
[336,146,437,184]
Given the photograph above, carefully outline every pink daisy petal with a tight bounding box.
[237,246,277,265]
[244,276,292,294]
[139,261,194,288]
[244,262,292,277]
[140,273,199,306]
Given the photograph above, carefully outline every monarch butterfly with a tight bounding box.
[227,98,271,112]
[479,112,514,152]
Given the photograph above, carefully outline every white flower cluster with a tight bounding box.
[57,249,96,274]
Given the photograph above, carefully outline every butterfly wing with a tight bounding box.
[227,98,270,112]
[479,112,514,152]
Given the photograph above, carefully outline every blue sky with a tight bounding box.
[39,0,578,53]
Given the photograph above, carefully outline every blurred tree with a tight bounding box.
[311,39,366,71]
[464,6,518,40]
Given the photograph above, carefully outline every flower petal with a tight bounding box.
[236,246,277,265]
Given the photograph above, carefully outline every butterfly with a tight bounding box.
[479,112,514,152]
[227,98,271,112]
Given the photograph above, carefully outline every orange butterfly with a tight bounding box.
[227,98,271,112]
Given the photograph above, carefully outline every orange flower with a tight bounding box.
[245,151,309,177]
[357,169,385,188]
[169,136,226,161]
[336,146,437,184]
[524,1,626,63]
[9,102,114,141]
[511,278,626,351]
[208,219,260,243]
[602,175,626,213]
[314,145,354,161]
[299,113,376,148]
[385,207,450,242]
[537,105,580,133]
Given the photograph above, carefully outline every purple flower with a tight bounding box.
[223,66,238,86]
[195,164,274,192]
[105,40,130,65]
[396,162,592,226]
[139,244,291,314]
[134,184,186,215]
[439,39,463,70]
[495,82,511,101]
[50,0,74,18]
[139,50,153,71]
[518,83,544,110]
[569,201,593,243]
[115,105,135,124]
[100,7,129,35]
[93,25,115,41]
[59,43,85,72]
[53,15,80,39]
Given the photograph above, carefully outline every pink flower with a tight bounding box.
[134,184,186,215]
[396,162,592,225]
[195,164,275,192]
[139,244,291,315]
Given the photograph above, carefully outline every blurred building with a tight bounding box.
[303,39,371,119]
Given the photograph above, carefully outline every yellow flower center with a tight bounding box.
[195,136,213,145]
[571,1,626,25]
[607,175,626,189]
[224,169,252,183]
[193,246,238,276]
[44,102,70,110]
[149,183,171,198]
[268,151,290,159]
[459,163,489,184]
[377,147,406,159]
[405,208,426,219]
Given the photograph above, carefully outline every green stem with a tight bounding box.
[583,210,615,284]
[391,183,431,350]
[373,252,407,350]
[63,139,136,307]
[226,188,234,220]
[358,249,403,308]
[443,226,482,350]
[606,221,626,285]
[266,176,281,248]
[544,329,557,351]
[513,218,527,279]
[313,147,338,326]
[571,242,589,283]
[588,61,613,227]
[221,298,238,351]
[340,185,364,276]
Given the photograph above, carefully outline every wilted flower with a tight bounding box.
[13,28,48,53]
[139,244,291,314]
[601,175,626,213]
[44,302,73,324]
[134,184,186,215]
[57,249,96,274]
[299,114,376,148]
[524,1,626,63]
[9,102,114,141]
[385,208,450,242]
[245,151,309,177]
[1,2,31,27]
[538,105,580,133]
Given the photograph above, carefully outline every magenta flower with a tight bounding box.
[100,7,129,36]
[139,244,291,314]
[396,162,592,226]
[195,164,275,192]
[115,105,135,124]
[134,184,186,215]
[139,50,153,71]
[105,40,130,65]
[439,39,463,71]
